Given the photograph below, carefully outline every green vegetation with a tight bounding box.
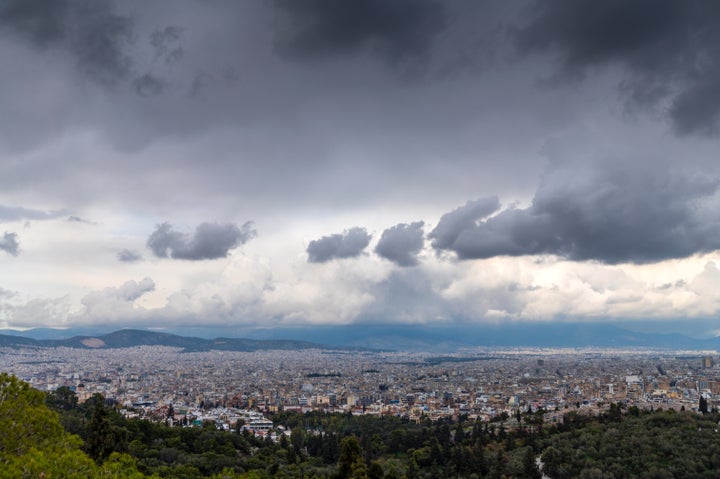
[2,373,720,478]
[540,408,720,478]
[0,373,150,478]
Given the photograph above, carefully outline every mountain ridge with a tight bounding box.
[1,323,718,352]
[0,328,332,352]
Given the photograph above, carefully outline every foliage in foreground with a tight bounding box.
[540,407,720,479]
[3,373,720,478]
[0,372,150,478]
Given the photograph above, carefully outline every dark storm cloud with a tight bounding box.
[671,80,720,137]
[0,232,19,256]
[273,0,446,66]
[514,0,720,136]
[133,74,165,97]
[150,26,184,65]
[0,0,134,84]
[147,222,256,261]
[0,1,536,211]
[375,221,425,267]
[117,249,142,263]
[307,227,371,263]
[0,205,64,222]
[431,165,720,264]
[428,197,501,251]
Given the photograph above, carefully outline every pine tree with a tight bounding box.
[700,395,709,414]
[87,399,115,462]
[522,446,542,479]
[454,422,466,444]
[0,374,145,478]
[336,435,367,479]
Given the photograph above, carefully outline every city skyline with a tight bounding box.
[2,1,720,336]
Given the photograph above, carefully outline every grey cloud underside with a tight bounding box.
[515,0,720,136]
[375,221,425,267]
[101,278,154,302]
[431,165,720,264]
[0,287,15,299]
[149,26,183,65]
[0,232,19,256]
[117,249,142,263]
[66,215,99,225]
[0,0,639,216]
[273,0,445,67]
[147,222,256,261]
[0,204,64,221]
[80,278,155,312]
[428,197,501,252]
[0,0,134,85]
[307,227,371,263]
[357,268,523,325]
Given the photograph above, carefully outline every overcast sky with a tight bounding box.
[2,0,720,335]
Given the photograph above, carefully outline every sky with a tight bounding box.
[2,0,720,336]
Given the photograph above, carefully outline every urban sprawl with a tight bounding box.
[2,346,718,437]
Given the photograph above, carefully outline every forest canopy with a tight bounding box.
[0,373,718,478]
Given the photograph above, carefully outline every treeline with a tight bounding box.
[540,406,720,478]
[270,409,544,478]
[2,373,720,478]
[0,372,147,478]
[43,386,545,478]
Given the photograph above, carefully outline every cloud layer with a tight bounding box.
[307,227,372,263]
[0,0,134,85]
[375,221,425,267]
[274,0,445,67]
[515,0,720,136]
[431,164,720,264]
[0,232,19,256]
[147,222,256,261]
[0,204,64,221]
[2,1,720,333]
[117,249,142,263]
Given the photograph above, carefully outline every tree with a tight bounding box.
[0,372,67,455]
[699,396,709,414]
[336,435,367,479]
[522,446,542,479]
[86,398,115,462]
[47,386,79,411]
[405,459,419,479]
[470,443,487,476]
[291,426,305,455]
[367,461,384,479]
[489,449,508,479]
[454,422,466,444]
[0,374,146,478]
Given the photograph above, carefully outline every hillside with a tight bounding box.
[0,328,328,352]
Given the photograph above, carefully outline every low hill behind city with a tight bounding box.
[0,328,328,352]
[1,322,719,352]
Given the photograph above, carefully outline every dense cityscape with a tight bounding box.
[3,344,719,436]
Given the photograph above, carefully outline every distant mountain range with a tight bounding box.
[0,329,329,352]
[0,323,719,352]
[237,323,720,352]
